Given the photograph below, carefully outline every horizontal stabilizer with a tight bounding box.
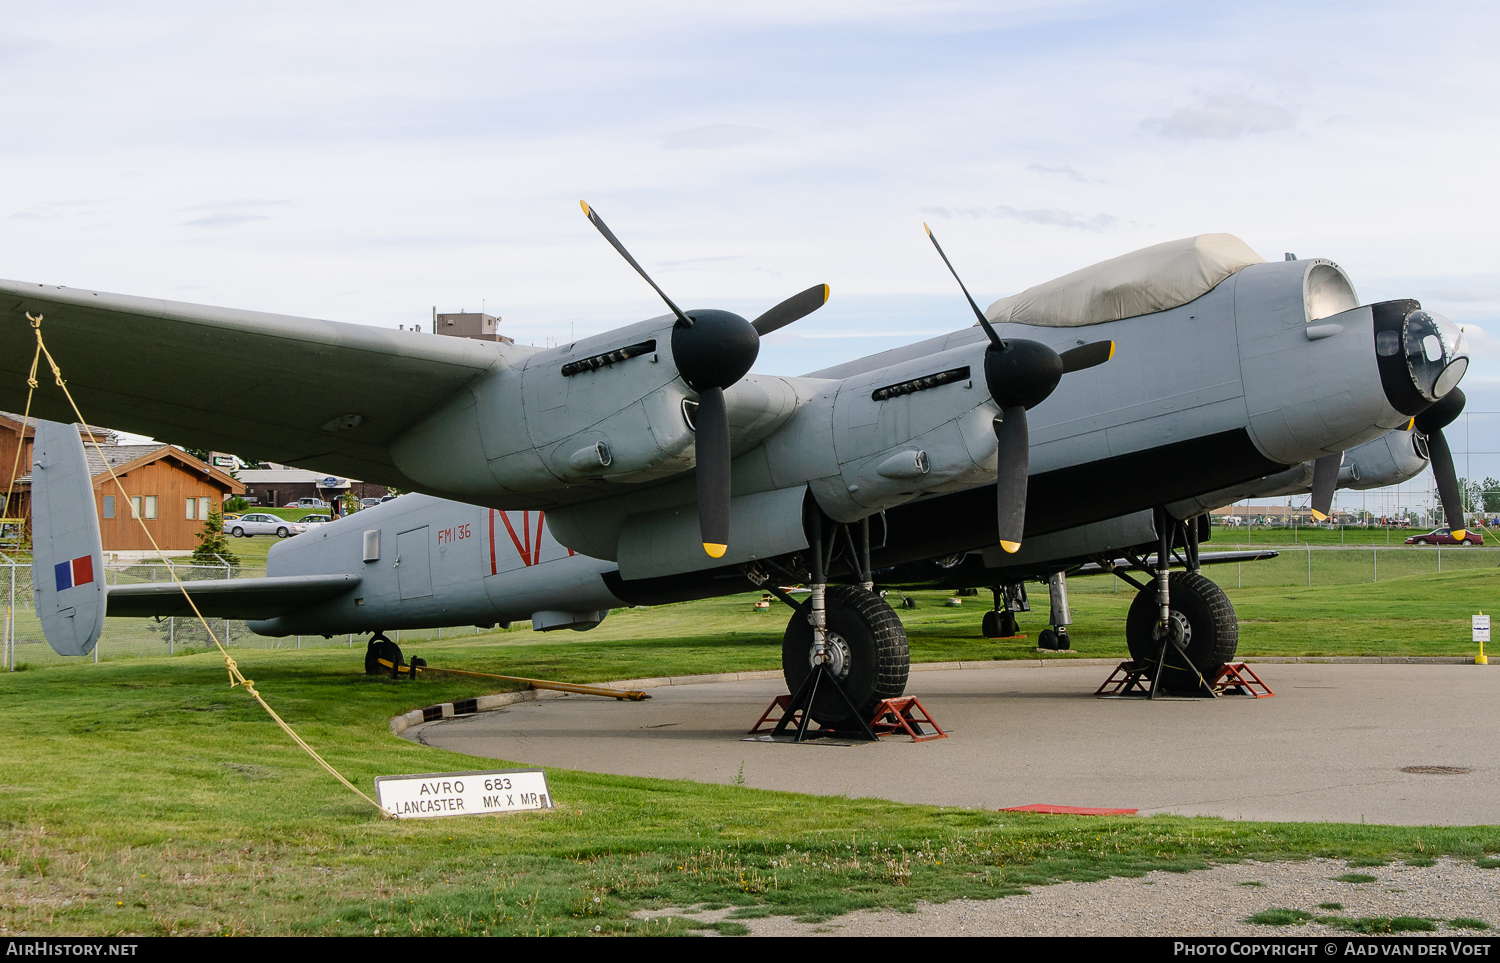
[1074,549,1279,576]
[106,574,362,620]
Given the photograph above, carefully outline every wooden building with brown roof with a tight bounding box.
[1,414,244,554]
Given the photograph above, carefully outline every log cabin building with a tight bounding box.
[1,414,244,554]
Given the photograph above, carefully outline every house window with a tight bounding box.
[186,498,196,520]
[103,496,114,519]
[144,495,157,519]
[199,497,211,519]
[131,496,141,519]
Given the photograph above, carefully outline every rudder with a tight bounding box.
[30,421,105,656]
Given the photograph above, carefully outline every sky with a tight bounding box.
[3,1,1498,511]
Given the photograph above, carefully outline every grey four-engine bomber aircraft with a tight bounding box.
[6,208,1471,719]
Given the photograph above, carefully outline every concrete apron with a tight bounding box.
[399,660,1500,825]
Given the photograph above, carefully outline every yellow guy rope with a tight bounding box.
[20,313,391,818]
[1,324,44,523]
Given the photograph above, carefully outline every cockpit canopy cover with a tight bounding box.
[985,233,1267,328]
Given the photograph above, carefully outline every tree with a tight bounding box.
[1483,478,1500,515]
[189,511,239,569]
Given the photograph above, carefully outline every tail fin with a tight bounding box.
[30,421,105,656]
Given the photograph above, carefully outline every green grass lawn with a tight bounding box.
[0,569,1498,935]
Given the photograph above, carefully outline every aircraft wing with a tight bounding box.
[0,280,511,488]
[105,574,362,620]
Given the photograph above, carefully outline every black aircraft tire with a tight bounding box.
[982,610,1000,638]
[782,585,909,728]
[1125,571,1238,692]
[1037,628,1057,650]
[364,635,403,676]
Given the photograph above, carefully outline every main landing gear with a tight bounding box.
[782,585,909,728]
[753,509,912,733]
[1116,509,1238,695]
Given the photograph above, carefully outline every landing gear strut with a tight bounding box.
[1121,510,1236,694]
[777,507,909,733]
[1037,572,1072,650]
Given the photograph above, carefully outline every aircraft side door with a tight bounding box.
[395,526,434,600]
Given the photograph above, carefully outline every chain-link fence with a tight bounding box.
[5,544,1498,665]
[0,554,480,669]
[1069,543,1500,594]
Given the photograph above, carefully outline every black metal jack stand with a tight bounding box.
[769,661,879,742]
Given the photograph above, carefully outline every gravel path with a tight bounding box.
[638,858,1499,937]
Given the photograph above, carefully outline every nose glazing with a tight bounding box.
[1372,300,1470,415]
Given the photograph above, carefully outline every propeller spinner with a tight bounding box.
[923,224,1114,553]
[581,201,829,557]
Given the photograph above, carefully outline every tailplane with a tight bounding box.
[30,420,105,656]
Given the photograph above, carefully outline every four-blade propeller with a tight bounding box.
[922,224,1114,553]
[581,201,829,558]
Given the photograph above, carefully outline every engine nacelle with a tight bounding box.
[389,316,797,502]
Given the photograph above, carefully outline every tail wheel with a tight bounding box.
[1124,571,1238,692]
[782,585,909,728]
[364,634,403,676]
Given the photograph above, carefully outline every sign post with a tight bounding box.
[1474,614,1490,665]
[375,769,553,819]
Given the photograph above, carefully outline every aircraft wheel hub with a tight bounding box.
[1153,611,1192,649]
[809,632,852,682]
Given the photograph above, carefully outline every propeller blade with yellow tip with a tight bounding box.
[693,386,733,558]
[1059,340,1115,373]
[752,283,830,336]
[993,407,1029,554]
[1414,388,1468,540]
[1309,453,1341,522]
[579,199,693,328]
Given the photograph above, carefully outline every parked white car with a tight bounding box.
[224,513,308,538]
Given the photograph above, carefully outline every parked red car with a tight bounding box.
[1405,527,1483,546]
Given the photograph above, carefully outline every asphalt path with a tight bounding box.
[406,661,1500,824]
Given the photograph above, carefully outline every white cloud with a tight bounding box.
[1422,289,1500,303]
[1026,162,1088,182]
[1141,93,1294,140]
[922,205,1118,232]
[180,214,271,229]
[662,124,772,150]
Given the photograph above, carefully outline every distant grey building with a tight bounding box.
[434,310,514,344]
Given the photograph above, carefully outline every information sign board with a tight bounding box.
[375,768,553,819]
[1473,615,1490,643]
